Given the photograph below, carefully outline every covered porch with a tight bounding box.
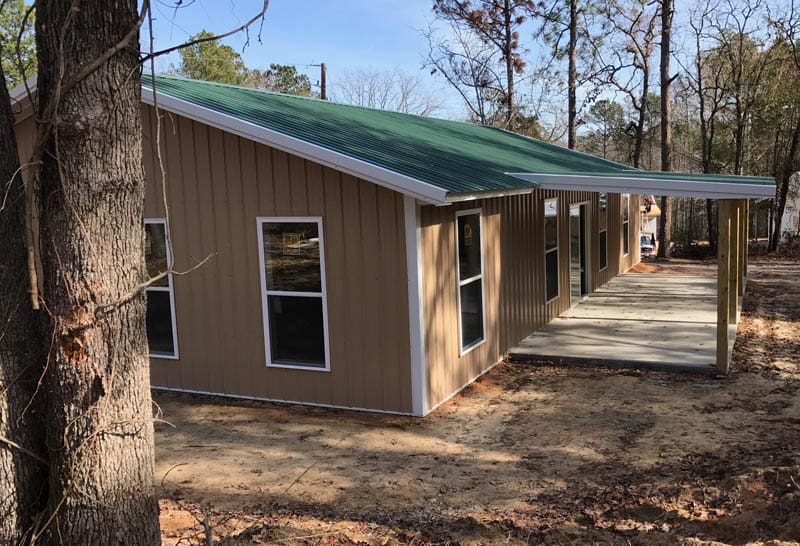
[508,272,734,373]
[507,170,774,373]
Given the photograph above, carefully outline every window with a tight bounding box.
[599,192,608,271]
[257,217,329,370]
[544,198,559,302]
[456,210,485,354]
[145,219,178,359]
[622,193,630,256]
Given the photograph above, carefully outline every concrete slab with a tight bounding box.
[509,274,733,373]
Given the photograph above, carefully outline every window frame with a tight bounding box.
[622,193,630,257]
[543,197,559,304]
[455,208,486,356]
[144,218,179,360]
[599,192,608,272]
[256,216,331,372]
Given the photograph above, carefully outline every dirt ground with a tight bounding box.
[155,250,800,545]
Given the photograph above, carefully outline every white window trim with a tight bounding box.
[622,193,630,257]
[455,208,486,357]
[256,216,331,372]
[144,218,179,360]
[544,197,559,304]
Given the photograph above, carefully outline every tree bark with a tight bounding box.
[503,0,515,127]
[567,0,577,149]
[657,0,672,259]
[35,1,160,543]
[0,61,47,546]
[769,115,800,251]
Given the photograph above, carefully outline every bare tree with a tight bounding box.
[333,67,444,115]
[596,0,661,168]
[429,0,534,126]
[658,0,674,258]
[767,1,800,250]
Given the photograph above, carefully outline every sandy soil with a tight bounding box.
[155,251,800,545]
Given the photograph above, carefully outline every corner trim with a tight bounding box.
[405,196,428,416]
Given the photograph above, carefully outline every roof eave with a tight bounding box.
[507,173,775,199]
[443,186,536,204]
[141,86,449,205]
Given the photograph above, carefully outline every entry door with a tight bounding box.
[569,204,588,306]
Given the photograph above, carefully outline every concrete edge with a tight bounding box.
[506,352,721,376]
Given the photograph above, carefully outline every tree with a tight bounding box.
[596,0,661,168]
[765,6,800,250]
[585,98,626,159]
[535,0,605,149]
[33,0,161,542]
[178,29,245,84]
[178,31,311,96]
[244,63,312,96]
[658,0,674,259]
[430,0,534,127]
[0,0,35,87]
[0,57,46,546]
[334,67,443,115]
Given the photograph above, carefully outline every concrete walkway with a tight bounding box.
[509,274,728,373]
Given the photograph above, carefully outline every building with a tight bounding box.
[11,76,775,416]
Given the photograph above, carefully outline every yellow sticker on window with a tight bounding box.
[464,224,473,246]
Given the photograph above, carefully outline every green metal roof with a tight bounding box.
[144,75,775,202]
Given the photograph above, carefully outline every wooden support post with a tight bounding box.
[741,199,749,285]
[716,200,731,373]
[729,200,740,321]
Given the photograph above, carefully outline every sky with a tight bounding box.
[144,0,459,113]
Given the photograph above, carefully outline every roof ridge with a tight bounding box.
[145,73,530,134]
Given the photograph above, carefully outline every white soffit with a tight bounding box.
[507,173,776,199]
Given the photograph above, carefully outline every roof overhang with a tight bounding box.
[507,173,775,199]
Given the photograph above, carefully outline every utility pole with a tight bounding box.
[320,63,327,100]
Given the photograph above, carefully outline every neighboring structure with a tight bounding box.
[780,173,800,241]
[11,76,775,416]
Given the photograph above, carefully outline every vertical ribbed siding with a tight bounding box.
[142,105,413,413]
[421,189,640,409]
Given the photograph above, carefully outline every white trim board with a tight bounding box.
[142,88,449,205]
[404,196,428,417]
[507,173,776,199]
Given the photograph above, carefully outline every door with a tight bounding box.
[569,204,588,307]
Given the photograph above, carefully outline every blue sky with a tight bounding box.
[145,0,456,109]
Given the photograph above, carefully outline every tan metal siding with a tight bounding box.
[421,190,640,409]
[142,106,413,413]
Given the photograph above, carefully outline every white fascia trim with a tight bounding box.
[507,173,776,199]
[142,88,449,205]
[444,187,534,203]
[151,386,414,416]
[404,196,428,416]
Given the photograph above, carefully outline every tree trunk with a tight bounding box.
[567,0,577,149]
[503,0,515,127]
[770,116,800,251]
[35,1,160,544]
[657,0,672,259]
[0,62,47,546]
[707,199,718,254]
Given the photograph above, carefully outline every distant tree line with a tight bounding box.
[426,0,800,252]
